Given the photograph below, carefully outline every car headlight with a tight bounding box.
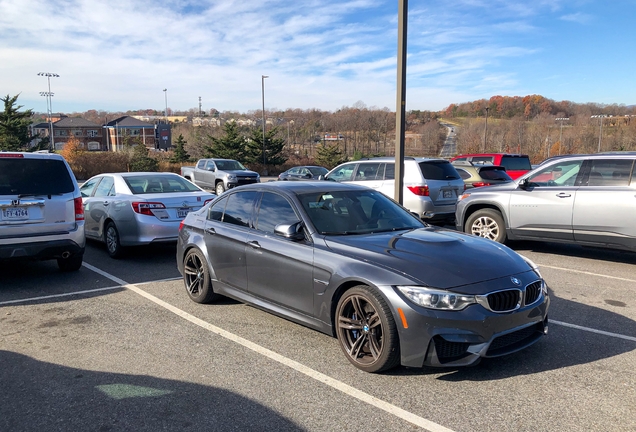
[397,286,476,311]
[520,254,542,278]
[226,174,237,181]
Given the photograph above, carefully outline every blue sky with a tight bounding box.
[1,0,634,115]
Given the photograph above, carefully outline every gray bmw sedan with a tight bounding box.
[176,182,549,373]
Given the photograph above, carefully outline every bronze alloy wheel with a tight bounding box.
[183,248,219,304]
[335,286,399,373]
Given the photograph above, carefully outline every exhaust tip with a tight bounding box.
[61,251,71,259]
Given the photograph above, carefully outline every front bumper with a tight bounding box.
[378,283,550,368]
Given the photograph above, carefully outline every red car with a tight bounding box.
[450,153,532,179]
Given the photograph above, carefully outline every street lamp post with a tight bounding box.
[163,89,168,122]
[591,115,607,153]
[38,72,59,151]
[483,107,489,152]
[555,117,569,155]
[261,75,268,174]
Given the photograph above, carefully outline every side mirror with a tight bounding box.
[304,173,312,178]
[274,221,305,241]
[518,178,530,189]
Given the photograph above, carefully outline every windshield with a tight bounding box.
[216,160,246,170]
[299,189,424,235]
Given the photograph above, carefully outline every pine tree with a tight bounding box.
[315,142,346,169]
[129,144,159,172]
[245,126,287,166]
[170,134,190,163]
[203,121,248,160]
[0,94,34,151]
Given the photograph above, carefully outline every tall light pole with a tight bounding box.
[555,117,569,155]
[261,75,268,173]
[591,115,607,153]
[38,72,59,151]
[483,107,489,152]
[163,89,168,122]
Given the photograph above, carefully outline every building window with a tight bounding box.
[55,130,68,137]
[73,130,83,137]
[88,130,98,137]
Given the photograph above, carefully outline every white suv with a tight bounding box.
[324,157,464,224]
[0,152,85,271]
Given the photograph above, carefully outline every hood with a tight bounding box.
[324,227,534,290]
[224,170,258,176]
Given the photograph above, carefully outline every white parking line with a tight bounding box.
[539,264,636,284]
[79,263,456,432]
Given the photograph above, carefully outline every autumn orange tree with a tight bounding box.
[59,136,87,179]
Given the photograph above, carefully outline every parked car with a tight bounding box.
[451,161,513,189]
[177,181,549,373]
[278,165,328,181]
[450,153,532,179]
[180,159,259,195]
[456,153,636,251]
[323,157,464,225]
[0,152,85,271]
[81,172,215,258]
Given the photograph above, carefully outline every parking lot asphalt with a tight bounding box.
[1,239,635,431]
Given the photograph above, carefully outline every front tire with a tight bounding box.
[215,182,226,195]
[183,248,220,304]
[335,286,400,373]
[465,209,507,243]
[105,222,124,258]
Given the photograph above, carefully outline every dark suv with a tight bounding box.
[0,152,85,271]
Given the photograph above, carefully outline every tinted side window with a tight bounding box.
[222,191,257,227]
[0,159,74,195]
[383,163,395,180]
[355,163,382,180]
[586,159,634,186]
[479,168,512,181]
[418,161,460,180]
[501,156,532,171]
[455,168,471,180]
[207,195,228,221]
[255,192,300,234]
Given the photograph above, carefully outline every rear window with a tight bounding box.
[500,156,532,171]
[0,159,75,195]
[479,168,512,181]
[418,161,460,180]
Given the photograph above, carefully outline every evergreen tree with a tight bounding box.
[245,126,287,167]
[203,121,248,160]
[170,134,190,163]
[0,94,34,151]
[315,142,346,169]
[129,144,159,172]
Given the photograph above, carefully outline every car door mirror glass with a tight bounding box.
[274,221,305,240]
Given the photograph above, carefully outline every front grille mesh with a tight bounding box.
[524,281,542,306]
[486,290,520,312]
[433,336,470,362]
[486,323,542,356]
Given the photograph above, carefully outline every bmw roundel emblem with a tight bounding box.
[511,277,521,286]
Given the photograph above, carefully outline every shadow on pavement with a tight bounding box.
[0,350,304,431]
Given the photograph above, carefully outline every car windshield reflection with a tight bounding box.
[298,189,423,235]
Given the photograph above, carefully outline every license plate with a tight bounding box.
[2,207,29,220]
[177,208,190,218]
[443,190,453,198]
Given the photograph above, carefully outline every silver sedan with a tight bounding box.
[81,172,215,258]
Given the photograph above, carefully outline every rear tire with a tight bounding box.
[465,209,507,243]
[105,222,124,258]
[57,253,83,272]
[183,248,220,304]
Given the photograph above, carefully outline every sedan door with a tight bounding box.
[508,160,583,241]
[83,176,116,240]
[204,191,257,291]
[245,191,314,315]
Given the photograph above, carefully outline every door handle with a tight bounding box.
[247,241,261,249]
[556,193,571,198]
[205,228,216,235]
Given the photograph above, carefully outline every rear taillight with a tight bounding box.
[0,153,24,158]
[472,182,491,188]
[178,220,185,231]
[407,186,429,196]
[74,197,84,221]
[131,201,166,216]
